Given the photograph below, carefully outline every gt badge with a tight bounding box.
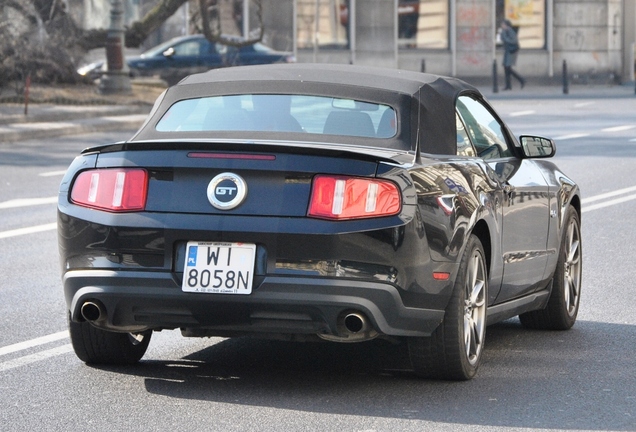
[207,172,247,210]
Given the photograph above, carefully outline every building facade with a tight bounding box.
[290,0,635,83]
[74,0,636,83]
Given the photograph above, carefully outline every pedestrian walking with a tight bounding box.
[501,20,526,90]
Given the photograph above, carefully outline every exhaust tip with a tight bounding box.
[81,301,105,322]
[343,312,367,334]
[318,310,378,343]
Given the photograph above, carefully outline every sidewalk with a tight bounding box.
[0,104,151,143]
[0,83,633,143]
[479,82,636,100]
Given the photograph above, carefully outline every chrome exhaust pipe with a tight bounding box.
[343,312,368,334]
[80,301,106,322]
[318,310,378,343]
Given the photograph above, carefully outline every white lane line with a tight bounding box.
[39,170,67,177]
[509,110,535,117]
[0,196,57,209]
[0,223,57,239]
[601,125,636,133]
[574,102,595,108]
[582,194,636,213]
[0,331,68,357]
[0,122,77,133]
[0,344,74,373]
[582,185,636,204]
[553,133,591,141]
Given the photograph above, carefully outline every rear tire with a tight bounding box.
[519,207,581,330]
[68,314,151,365]
[408,235,488,380]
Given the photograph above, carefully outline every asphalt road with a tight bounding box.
[1,96,635,432]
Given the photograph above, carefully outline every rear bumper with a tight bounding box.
[64,269,445,338]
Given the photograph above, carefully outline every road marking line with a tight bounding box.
[601,125,635,132]
[0,196,57,209]
[553,133,590,140]
[0,122,77,133]
[101,114,148,122]
[0,223,57,239]
[582,194,636,213]
[0,331,68,357]
[0,344,74,373]
[574,102,595,108]
[509,110,535,117]
[39,170,67,177]
[582,185,636,204]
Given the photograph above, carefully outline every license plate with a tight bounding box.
[182,242,256,294]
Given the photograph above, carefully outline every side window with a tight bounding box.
[215,43,228,55]
[456,96,512,160]
[456,113,475,157]
[173,41,204,56]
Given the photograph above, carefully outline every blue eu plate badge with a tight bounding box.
[187,245,198,266]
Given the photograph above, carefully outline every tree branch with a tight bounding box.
[126,0,189,46]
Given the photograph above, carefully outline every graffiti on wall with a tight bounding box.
[456,2,491,69]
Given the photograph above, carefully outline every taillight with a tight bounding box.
[308,175,401,220]
[70,168,148,212]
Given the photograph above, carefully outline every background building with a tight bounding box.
[291,0,635,84]
[76,0,636,84]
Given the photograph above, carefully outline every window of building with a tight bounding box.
[497,0,545,49]
[296,0,449,50]
[399,0,449,49]
[296,0,350,49]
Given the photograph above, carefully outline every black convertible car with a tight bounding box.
[59,64,582,380]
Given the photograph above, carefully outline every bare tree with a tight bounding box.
[1,0,88,85]
[197,0,263,47]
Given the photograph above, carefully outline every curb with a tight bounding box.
[477,84,636,100]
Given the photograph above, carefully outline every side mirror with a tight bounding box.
[163,47,175,58]
[519,135,556,158]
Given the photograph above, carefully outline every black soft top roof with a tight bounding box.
[182,63,465,94]
[133,63,481,155]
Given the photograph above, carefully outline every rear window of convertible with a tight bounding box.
[155,94,397,139]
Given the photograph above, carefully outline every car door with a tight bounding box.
[157,39,216,85]
[167,39,209,71]
[202,42,225,69]
[456,95,551,303]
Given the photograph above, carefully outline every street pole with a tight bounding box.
[492,60,499,93]
[562,60,569,94]
[99,0,132,95]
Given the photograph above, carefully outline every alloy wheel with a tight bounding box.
[464,250,487,365]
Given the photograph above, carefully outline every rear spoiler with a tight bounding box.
[82,139,417,166]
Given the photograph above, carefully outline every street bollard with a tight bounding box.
[493,60,499,93]
[24,74,31,116]
[562,60,569,94]
[421,59,426,73]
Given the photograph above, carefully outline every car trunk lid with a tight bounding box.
[91,141,412,217]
